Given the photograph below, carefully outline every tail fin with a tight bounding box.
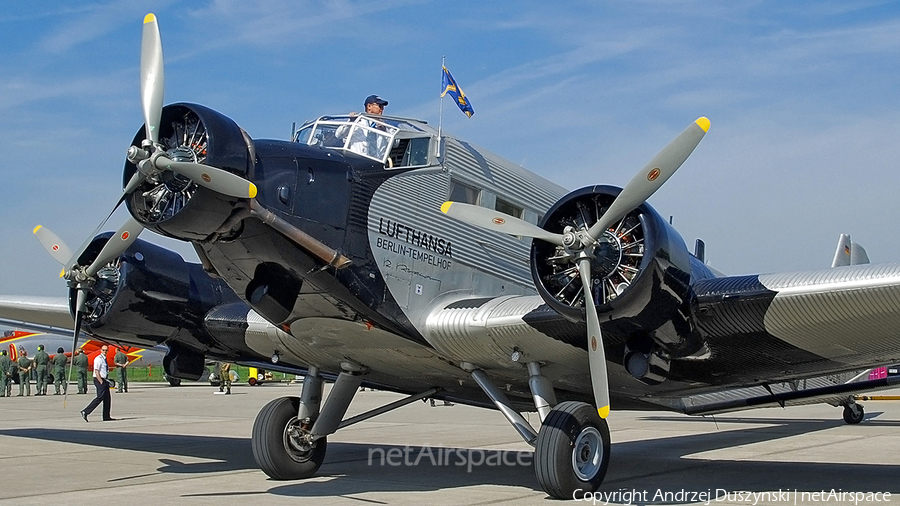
[831,234,870,267]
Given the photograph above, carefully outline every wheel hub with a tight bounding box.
[572,426,603,481]
[283,416,316,463]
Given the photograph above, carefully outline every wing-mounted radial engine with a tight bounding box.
[443,117,711,418]
[531,184,712,385]
[66,235,241,381]
[123,103,254,241]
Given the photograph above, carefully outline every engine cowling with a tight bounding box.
[70,235,239,353]
[123,103,253,240]
[530,185,708,383]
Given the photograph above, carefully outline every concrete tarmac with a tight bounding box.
[1,382,899,505]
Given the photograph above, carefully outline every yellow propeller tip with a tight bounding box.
[33,225,43,234]
[59,269,65,279]
[598,405,610,419]
[248,184,258,199]
[695,117,710,132]
[144,13,156,24]
[440,201,453,214]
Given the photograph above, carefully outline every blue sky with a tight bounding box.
[2,0,900,298]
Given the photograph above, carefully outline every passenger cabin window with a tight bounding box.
[449,181,481,205]
[495,197,523,219]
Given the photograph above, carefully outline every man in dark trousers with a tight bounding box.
[73,349,89,394]
[81,345,113,422]
[51,347,68,395]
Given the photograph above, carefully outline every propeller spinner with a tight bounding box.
[441,117,710,418]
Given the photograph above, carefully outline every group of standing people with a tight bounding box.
[0,345,84,397]
[0,345,128,403]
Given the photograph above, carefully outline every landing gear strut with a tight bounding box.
[535,401,611,499]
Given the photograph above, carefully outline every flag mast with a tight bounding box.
[437,55,445,158]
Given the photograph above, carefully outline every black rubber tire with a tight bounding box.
[252,396,327,480]
[166,376,182,387]
[535,401,611,499]
[843,404,864,424]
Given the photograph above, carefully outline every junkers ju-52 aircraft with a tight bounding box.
[3,13,900,499]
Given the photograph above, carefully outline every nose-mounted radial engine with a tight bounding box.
[442,117,711,416]
[32,14,258,400]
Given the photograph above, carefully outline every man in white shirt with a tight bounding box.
[81,345,113,422]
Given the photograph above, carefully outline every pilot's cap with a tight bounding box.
[364,95,388,107]
[38,344,44,351]
[57,347,65,354]
[0,350,6,356]
[18,346,26,354]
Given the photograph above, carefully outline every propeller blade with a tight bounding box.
[587,117,709,240]
[441,201,564,245]
[123,170,146,196]
[33,225,73,266]
[141,13,164,145]
[84,216,144,278]
[577,257,611,419]
[61,190,135,273]
[64,291,87,408]
[157,157,258,199]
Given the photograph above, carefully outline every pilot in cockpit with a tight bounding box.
[336,95,389,157]
[362,94,388,115]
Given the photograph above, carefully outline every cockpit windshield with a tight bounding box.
[293,114,437,168]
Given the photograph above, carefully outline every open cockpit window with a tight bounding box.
[293,114,437,169]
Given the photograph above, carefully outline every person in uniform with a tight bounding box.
[219,362,232,394]
[114,348,128,393]
[0,350,11,397]
[51,347,68,395]
[33,344,50,395]
[73,349,89,394]
[16,347,32,396]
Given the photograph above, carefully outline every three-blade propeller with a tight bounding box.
[32,13,258,406]
[441,117,710,418]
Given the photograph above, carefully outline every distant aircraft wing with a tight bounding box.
[0,296,74,336]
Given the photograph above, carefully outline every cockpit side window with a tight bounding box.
[388,137,432,168]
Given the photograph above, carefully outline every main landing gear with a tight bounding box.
[250,364,438,480]
[465,361,610,499]
[249,361,610,499]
